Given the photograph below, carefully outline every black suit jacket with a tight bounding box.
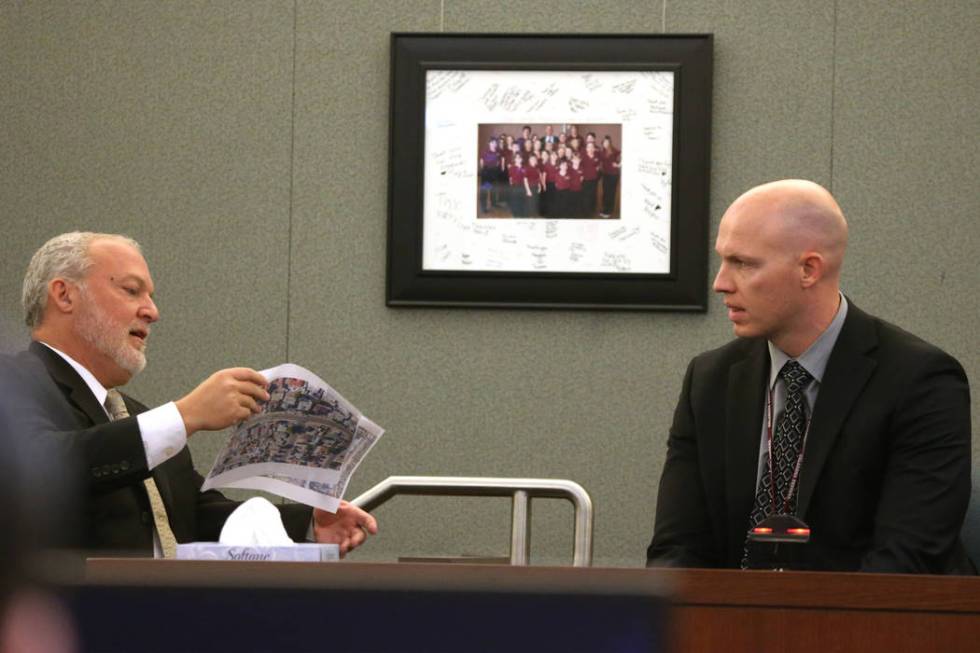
[647,301,973,573]
[5,341,311,556]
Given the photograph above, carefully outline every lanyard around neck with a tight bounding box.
[765,384,811,515]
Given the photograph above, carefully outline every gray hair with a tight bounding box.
[22,232,142,328]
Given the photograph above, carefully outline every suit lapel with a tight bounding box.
[29,341,109,426]
[725,340,768,557]
[796,303,878,518]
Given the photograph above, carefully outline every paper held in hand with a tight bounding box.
[201,363,385,512]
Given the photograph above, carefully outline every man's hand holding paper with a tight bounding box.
[175,367,271,435]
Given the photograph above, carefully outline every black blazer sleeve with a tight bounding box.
[647,357,723,568]
[5,347,150,493]
[858,340,972,573]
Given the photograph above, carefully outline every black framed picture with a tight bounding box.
[387,33,713,310]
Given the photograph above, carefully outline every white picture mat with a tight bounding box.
[421,69,675,274]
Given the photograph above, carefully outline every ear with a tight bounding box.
[799,251,825,288]
[47,278,78,316]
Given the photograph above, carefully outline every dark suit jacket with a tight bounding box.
[647,301,973,573]
[5,341,311,556]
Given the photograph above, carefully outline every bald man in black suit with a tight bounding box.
[647,180,973,573]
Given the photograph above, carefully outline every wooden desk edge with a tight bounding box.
[74,560,980,614]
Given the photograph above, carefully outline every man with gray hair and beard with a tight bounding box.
[3,232,377,557]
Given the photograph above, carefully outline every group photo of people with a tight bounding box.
[477,123,622,220]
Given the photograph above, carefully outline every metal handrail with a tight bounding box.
[350,476,594,567]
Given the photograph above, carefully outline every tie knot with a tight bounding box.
[779,360,813,392]
[104,388,130,421]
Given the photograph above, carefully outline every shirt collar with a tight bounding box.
[38,341,111,415]
[767,293,849,388]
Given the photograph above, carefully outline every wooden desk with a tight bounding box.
[79,560,980,652]
[657,567,980,652]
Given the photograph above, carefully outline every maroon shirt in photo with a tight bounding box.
[580,152,600,180]
[568,167,584,191]
[508,163,525,186]
[600,148,621,174]
[543,163,558,184]
[524,165,542,188]
[555,170,571,191]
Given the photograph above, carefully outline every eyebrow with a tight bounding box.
[720,252,760,264]
[111,274,155,297]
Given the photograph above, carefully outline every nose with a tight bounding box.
[713,263,732,294]
[141,296,160,323]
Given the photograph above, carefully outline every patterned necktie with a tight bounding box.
[105,389,178,558]
[742,360,813,568]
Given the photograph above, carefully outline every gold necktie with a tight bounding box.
[105,388,178,558]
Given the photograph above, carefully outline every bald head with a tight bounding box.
[714,180,849,356]
[728,179,848,280]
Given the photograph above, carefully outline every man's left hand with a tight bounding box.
[313,502,378,556]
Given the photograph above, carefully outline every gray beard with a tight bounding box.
[75,293,147,378]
